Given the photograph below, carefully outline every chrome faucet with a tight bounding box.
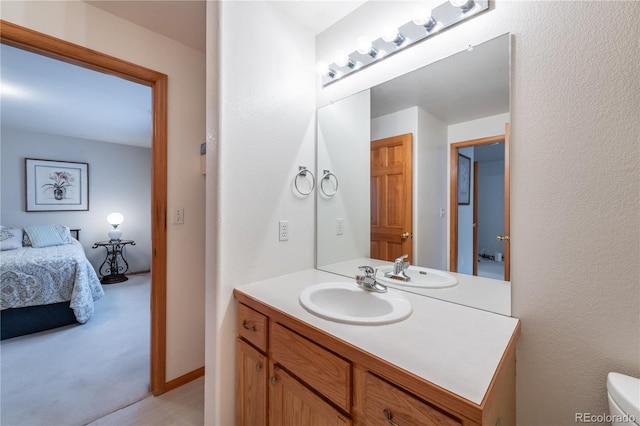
[385,254,411,282]
[356,266,387,293]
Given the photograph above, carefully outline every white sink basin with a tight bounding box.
[299,282,412,325]
[376,266,458,289]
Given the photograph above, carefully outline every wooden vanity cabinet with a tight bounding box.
[236,338,267,426]
[269,362,351,426]
[235,294,518,426]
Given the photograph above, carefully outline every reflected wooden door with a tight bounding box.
[370,134,413,262]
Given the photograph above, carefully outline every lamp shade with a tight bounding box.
[107,212,124,226]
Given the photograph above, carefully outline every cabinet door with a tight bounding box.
[269,363,351,426]
[362,372,461,426]
[236,339,267,426]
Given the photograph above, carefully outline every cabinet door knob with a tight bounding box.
[496,235,510,241]
[255,363,262,372]
[242,320,256,332]
[270,376,277,385]
[383,409,399,426]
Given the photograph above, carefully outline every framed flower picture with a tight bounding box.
[25,158,89,211]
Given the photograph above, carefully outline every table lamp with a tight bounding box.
[107,212,124,241]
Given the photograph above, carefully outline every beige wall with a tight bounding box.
[316,1,639,425]
[1,0,207,382]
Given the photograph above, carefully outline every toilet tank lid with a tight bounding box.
[608,372,640,421]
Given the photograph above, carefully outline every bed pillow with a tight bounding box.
[23,224,72,247]
[23,224,68,248]
[0,226,23,251]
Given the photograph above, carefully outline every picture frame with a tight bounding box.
[25,158,89,212]
[457,153,471,205]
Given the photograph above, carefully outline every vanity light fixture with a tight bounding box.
[450,0,476,13]
[318,0,489,86]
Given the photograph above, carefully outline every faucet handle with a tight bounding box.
[358,265,376,277]
[394,254,408,262]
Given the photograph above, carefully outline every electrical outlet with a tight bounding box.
[279,220,289,241]
[336,218,344,235]
[174,208,184,224]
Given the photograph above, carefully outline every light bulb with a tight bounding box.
[382,27,398,43]
[450,0,476,13]
[335,52,355,69]
[315,61,336,78]
[412,6,431,26]
[356,36,378,58]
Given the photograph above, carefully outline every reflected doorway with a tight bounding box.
[449,124,510,281]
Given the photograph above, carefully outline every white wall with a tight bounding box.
[0,0,207,382]
[317,1,640,425]
[372,106,448,269]
[206,2,316,424]
[317,89,371,268]
[457,146,474,274]
[477,158,505,257]
[0,127,152,274]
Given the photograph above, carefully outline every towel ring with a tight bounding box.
[320,170,339,197]
[294,166,315,196]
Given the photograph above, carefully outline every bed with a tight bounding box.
[0,224,104,340]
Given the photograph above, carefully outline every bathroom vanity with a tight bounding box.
[234,269,520,426]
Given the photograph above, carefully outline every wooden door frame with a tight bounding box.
[1,21,168,395]
[449,130,509,281]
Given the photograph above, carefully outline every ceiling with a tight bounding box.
[1,43,153,147]
[371,33,510,124]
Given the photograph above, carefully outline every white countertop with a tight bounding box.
[317,257,512,316]
[236,268,520,405]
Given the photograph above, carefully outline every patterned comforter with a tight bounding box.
[0,240,104,323]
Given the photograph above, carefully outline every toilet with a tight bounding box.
[607,372,640,425]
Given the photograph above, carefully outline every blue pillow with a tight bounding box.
[23,224,67,248]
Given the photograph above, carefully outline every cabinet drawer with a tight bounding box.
[363,373,461,426]
[237,303,268,352]
[270,322,351,412]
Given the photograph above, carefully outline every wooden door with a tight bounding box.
[269,363,351,426]
[370,134,413,262]
[236,339,267,426]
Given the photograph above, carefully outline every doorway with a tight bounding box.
[0,20,169,394]
[449,124,510,281]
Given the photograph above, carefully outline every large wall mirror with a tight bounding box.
[316,33,512,315]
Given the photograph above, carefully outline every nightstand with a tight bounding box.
[92,240,136,284]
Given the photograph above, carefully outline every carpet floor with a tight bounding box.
[1,274,151,426]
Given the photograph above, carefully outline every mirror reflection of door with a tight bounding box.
[450,124,510,281]
[370,133,413,262]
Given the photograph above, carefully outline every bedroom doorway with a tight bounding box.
[0,21,168,395]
